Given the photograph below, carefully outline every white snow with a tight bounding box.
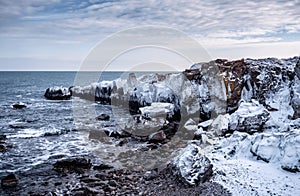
[205,128,300,195]
[139,102,175,119]
[173,144,212,185]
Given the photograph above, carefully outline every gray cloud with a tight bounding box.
[0,0,299,43]
[0,0,299,70]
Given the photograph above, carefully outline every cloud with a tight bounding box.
[0,0,299,70]
[1,0,299,41]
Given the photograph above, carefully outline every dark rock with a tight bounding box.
[108,180,118,187]
[53,158,92,173]
[1,173,18,188]
[0,144,6,152]
[0,135,6,141]
[96,114,110,121]
[44,86,72,100]
[93,163,113,170]
[12,103,26,109]
[9,124,26,129]
[148,130,166,143]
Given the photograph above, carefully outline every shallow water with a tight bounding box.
[0,72,123,177]
[0,71,192,182]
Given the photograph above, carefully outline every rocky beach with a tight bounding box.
[1,56,300,195]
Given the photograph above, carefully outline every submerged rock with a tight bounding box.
[171,144,213,185]
[11,102,26,109]
[44,86,72,100]
[1,173,18,188]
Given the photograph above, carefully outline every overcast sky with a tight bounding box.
[0,0,299,71]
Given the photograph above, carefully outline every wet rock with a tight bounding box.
[44,86,72,100]
[148,130,166,143]
[96,113,110,121]
[93,163,113,170]
[53,158,92,173]
[11,102,26,109]
[0,144,6,152]
[0,135,6,141]
[103,127,131,138]
[1,173,18,188]
[108,180,118,187]
[172,144,213,185]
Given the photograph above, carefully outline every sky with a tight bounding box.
[0,0,299,71]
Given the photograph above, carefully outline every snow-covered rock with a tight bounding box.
[44,86,72,100]
[139,102,175,121]
[229,101,270,134]
[251,130,300,172]
[171,144,213,185]
[210,114,231,136]
[128,82,181,121]
[71,81,116,103]
[183,118,198,131]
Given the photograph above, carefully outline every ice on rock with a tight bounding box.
[70,81,116,103]
[139,102,175,120]
[172,144,213,185]
[229,101,269,133]
[250,130,300,172]
[44,86,72,100]
[128,82,180,118]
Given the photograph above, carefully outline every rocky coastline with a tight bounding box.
[1,56,299,195]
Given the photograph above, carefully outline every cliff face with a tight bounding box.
[196,57,299,116]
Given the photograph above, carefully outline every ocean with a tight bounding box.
[0,71,124,178]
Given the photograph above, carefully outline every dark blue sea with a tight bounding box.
[0,71,123,178]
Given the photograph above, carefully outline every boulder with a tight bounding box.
[229,101,269,134]
[171,144,213,185]
[44,86,72,100]
[210,114,231,136]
